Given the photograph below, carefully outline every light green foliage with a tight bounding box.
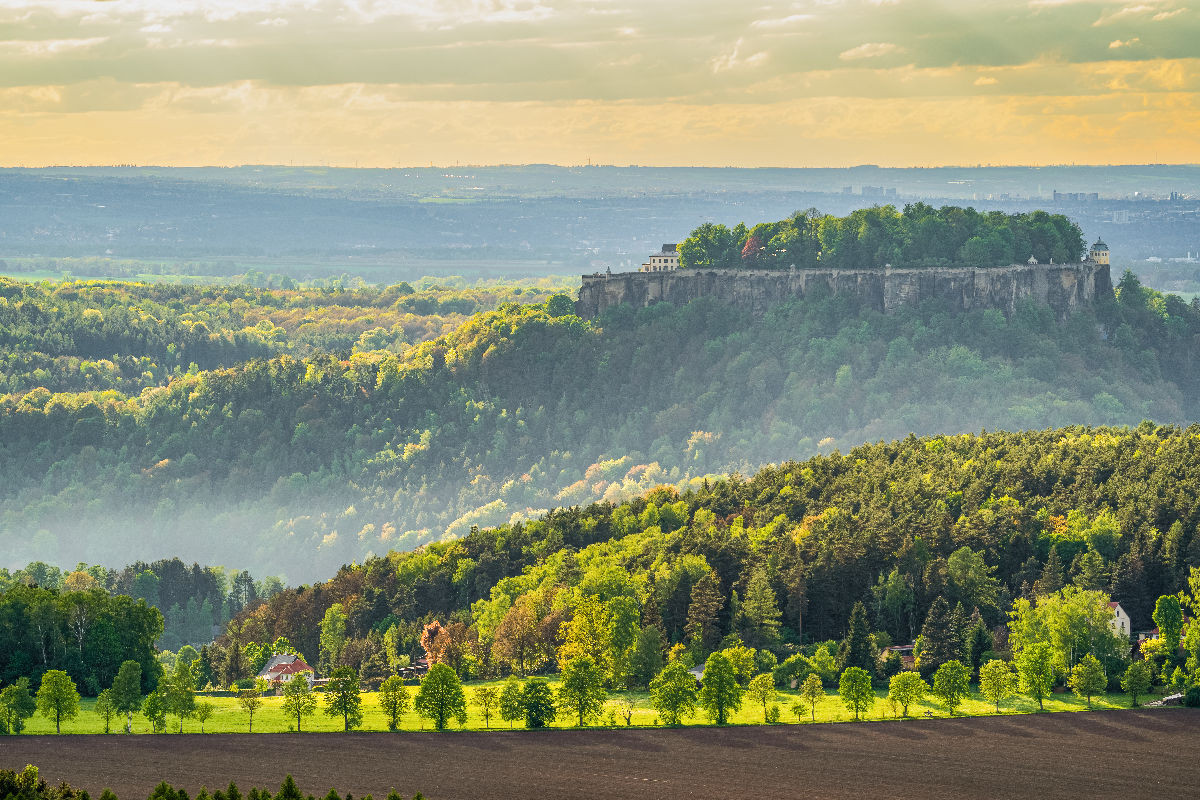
[1121,661,1153,707]
[473,686,499,728]
[282,674,317,732]
[0,678,36,734]
[699,652,743,725]
[36,670,80,734]
[93,689,116,734]
[323,667,363,731]
[319,604,348,674]
[887,672,928,717]
[649,661,699,726]
[628,626,665,689]
[193,700,215,733]
[978,659,1017,712]
[236,690,263,732]
[414,663,467,731]
[165,659,196,732]
[720,645,757,686]
[947,546,1000,611]
[932,661,970,716]
[1016,642,1057,711]
[556,656,607,727]
[1153,595,1184,656]
[1069,654,1107,708]
[1008,587,1127,677]
[798,674,825,722]
[499,676,524,728]
[143,690,168,733]
[838,667,874,721]
[746,674,779,723]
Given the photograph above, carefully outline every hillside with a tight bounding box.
[220,423,1200,686]
[1,269,1197,579]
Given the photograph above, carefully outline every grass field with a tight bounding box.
[19,678,1163,735]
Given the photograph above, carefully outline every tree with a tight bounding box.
[685,571,724,654]
[474,686,499,728]
[1153,595,1184,658]
[546,294,575,317]
[319,603,348,673]
[1016,641,1056,711]
[746,674,778,723]
[916,597,962,677]
[887,672,928,717]
[557,656,607,727]
[978,659,1016,713]
[0,678,36,734]
[165,660,196,733]
[378,675,411,731]
[109,660,143,735]
[237,690,262,732]
[493,595,551,676]
[36,670,80,734]
[499,676,524,728]
[798,673,825,722]
[837,601,876,672]
[324,667,363,731]
[415,663,467,731]
[838,667,874,721]
[521,678,557,728]
[741,570,782,648]
[1069,653,1107,709]
[193,701,215,733]
[94,689,117,734]
[628,626,665,689]
[931,660,970,716]
[1121,661,1153,707]
[699,652,743,725]
[282,673,317,732]
[648,661,698,726]
[142,690,167,733]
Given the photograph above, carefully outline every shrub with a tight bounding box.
[1185,687,1200,708]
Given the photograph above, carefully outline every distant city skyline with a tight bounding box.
[1,0,1198,167]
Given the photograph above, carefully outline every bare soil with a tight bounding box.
[5,709,1198,800]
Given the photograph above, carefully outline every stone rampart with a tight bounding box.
[576,262,1112,321]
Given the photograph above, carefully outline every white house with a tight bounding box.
[1109,601,1131,638]
[639,243,680,272]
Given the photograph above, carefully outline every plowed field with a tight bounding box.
[5,709,1198,800]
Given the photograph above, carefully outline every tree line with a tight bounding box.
[678,204,1086,271]
[1,265,1196,578]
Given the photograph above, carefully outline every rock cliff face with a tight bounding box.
[576,262,1112,321]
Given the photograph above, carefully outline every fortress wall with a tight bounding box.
[576,262,1112,321]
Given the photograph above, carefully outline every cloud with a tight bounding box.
[750,14,814,29]
[1109,37,1141,47]
[975,76,999,85]
[711,38,768,73]
[1153,7,1188,20]
[839,42,902,60]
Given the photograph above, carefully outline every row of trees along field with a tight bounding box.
[0,558,282,654]
[1,263,1198,578]
[181,425,1200,697]
[0,766,426,800]
[5,573,1195,736]
[0,275,566,395]
[677,205,1086,270]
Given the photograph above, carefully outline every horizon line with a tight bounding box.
[2,162,1199,171]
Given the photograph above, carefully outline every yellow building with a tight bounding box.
[1089,238,1110,266]
[640,243,679,272]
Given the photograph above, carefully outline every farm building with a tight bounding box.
[258,653,316,687]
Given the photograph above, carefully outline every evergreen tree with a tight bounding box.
[741,569,782,649]
[964,609,992,677]
[837,601,876,673]
[916,597,962,678]
[1033,548,1065,597]
[684,571,724,655]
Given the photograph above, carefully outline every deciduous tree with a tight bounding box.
[36,670,80,734]
[887,671,928,717]
[746,674,778,723]
[499,676,524,728]
[648,661,698,726]
[94,689,116,734]
[798,673,825,722]
[521,678,556,729]
[473,686,499,728]
[556,656,607,727]
[324,667,363,731]
[378,675,411,731]
[1121,661,1152,707]
[282,674,317,732]
[1069,653,1106,708]
[237,690,262,732]
[1016,642,1056,711]
[838,667,874,721]
[414,663,467,731]
[699,652,742,725]
[931,660,970,716]
[978,659,1016,712]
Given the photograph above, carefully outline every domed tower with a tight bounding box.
[1089,238,1109,266]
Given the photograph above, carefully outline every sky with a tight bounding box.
[0,0,1197,167]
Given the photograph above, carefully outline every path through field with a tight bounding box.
[5,709,1197,800]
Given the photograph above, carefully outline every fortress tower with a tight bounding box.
[1089,238,1110,266]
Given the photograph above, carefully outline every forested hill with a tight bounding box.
[1,271,1198,579]
[225,424,1200,682]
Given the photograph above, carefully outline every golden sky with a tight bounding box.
[1,0,1197,167]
